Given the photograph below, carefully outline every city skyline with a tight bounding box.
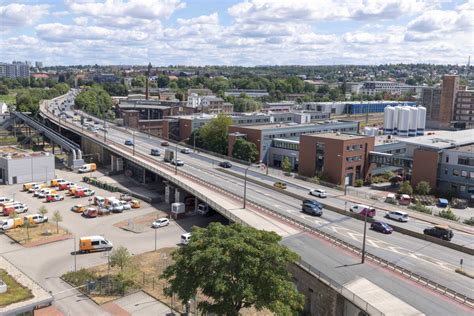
[0,0,473,66]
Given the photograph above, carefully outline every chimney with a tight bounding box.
[146,62,152,100]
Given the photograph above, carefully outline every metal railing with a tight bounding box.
[40,102,474,310]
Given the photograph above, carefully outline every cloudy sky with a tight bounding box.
[1,0,473,66]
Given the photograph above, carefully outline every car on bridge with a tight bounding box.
[180,148,191,154]
[385,211,409,222]
[218,161,232,168]
[273,182,287,189]
[161,141,169,146]
[370,221,393,234]
[350,204,376,218]
[124,140,134,146]
[302,200,323,216]
[171,159,184,166]
[309,189,327,198]
[423,225,453,241]
[150,148,160,156]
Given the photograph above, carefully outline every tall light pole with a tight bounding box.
[174,142,178,175]
[132,131,136,156]
[361,201,377,264]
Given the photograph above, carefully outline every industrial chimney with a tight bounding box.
[146,62,152,100]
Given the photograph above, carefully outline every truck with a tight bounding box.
[79,236,113,253]
[164,149,175,162]
[78,163,97,173]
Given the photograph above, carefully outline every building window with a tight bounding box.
[461,170,468,177]
[460,186,466,192]
[444,168,448,175]
[470,171,474,179]
[445,155,449,163]
[453,169,460,176]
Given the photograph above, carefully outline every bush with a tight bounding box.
[398,181,413,195]
[463,217,474,226]
[63,268,97,287]
[415,181,431,195]
[355,179,363,187]
[438,208,460,222]
[309,176,320,184]
[408,201,432,214]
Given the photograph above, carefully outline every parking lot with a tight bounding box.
[0,167,227,315]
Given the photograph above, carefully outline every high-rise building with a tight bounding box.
[439,75,459,126]
[0,61,30,79]
[453,89,474,129]
[35,61,43,69]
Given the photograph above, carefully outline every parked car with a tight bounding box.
[24,214,48,224]
[180,148,191,154]
[218,161,232,168]
[71,204,85,213]
[309,189,327,198]
[75,188,95,198]
[120,201,131,210]
[0,197,13,203]
[83,207,98,218]
[28,183,47,193]
[171,159,184,166]
[437,198,449,208]
[124,140,133,146]
[152,218,170,228]
[423,225,453,241]
[385,211,409,222]
[79,236,113,253]
[150,148,161,156]
[107,200,124,213]
[58,182,75,191]
[12,202,28,214]
[161,141,169,146]
[371,221,393,234]
[130,200,141,208]
[0,218,24,231]
[273,182,287,189]
[350,204,376,218]
[37,189,57,199]
[46,194,64,202]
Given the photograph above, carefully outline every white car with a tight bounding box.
[24,214,48,224]
[120,201,131,210]
[152,218,170,228]
[385,211,409,222]
[309,189,327,198]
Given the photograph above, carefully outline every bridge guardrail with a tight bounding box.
[41,104,474,309]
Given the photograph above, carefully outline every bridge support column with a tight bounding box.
[174,188,185,203]
[164,185,176,204]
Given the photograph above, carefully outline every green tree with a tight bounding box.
[52,210,62,234]
[24,219,31,241]
[156,75,170,88]
[232,138,259,162]
[398,181,413,195]
[415,181,431,195]
[438,208,460,222]
[131,76,145,88]
[110,246,132,273]
[161,223,304,316]
[39,206,48,224]
[0,84,9,95]
[199,114,232,155]
[75,87,113,117]
[281,156,292,173]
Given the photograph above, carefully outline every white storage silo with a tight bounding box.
[397,107,410,136]
[393,105,401,135]
[408,107,418,136]
[383,106,394,135]
[417,106,426,135]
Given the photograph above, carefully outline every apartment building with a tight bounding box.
[453,90,474,128]
[360,81,416,96]
[0,62,30,79]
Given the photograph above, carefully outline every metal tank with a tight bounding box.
[397,107,410,136]
[408,107,418,136]
[417,106,426,135]
[383,106,394,135]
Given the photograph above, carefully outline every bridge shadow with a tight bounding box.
[335,262,362,268]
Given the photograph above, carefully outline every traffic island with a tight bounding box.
[3,223,71,247]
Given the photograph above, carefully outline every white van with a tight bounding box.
[181,233,192,245]
[0,197,13,203]
[79,236,113,253]
[108,200,124,213]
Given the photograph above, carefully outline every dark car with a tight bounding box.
[302,199,323,209]
[218,161,232,168]
[423,225,453,241]
[150,148,160,156]
[371,221,393,234]
[161,141,169,146]
[302,203,323,216]
[124,140,133,146]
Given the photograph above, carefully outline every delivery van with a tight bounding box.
[0,218,24,231]
[79,236,113,253]
[68,186,83,196]
[23,182,37,191]
[181,232,192,245]
[50,179,66,187]
[107,200,124,213]
[78,163,97,173]
[105,197,118,206]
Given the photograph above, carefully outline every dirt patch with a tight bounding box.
[4,223,70,246]
[114,211,167,230]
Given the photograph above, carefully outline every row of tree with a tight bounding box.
[15,83,70,114]
[74,85,114,118]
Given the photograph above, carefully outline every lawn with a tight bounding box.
[4,222,69,246]
[0,95,15,106]
[0,269,33,307]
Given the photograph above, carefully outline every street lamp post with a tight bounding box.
[361,210,368,264]
[132,131,136,156]
[174,142,178,175]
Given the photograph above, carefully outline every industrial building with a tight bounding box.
[0,147,55,185]
[383,105,426,136]
[301,101,416,115]
[360,81,417,96]
[227,120,359,164]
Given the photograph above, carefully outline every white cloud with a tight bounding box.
[0,3,49,27]
[177,12,219,25]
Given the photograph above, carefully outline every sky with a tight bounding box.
[1,0,473,66]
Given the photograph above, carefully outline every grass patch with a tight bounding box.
[0,95,16,106]
[0,269,33,307]
[455,268,474,279]
[4,222,68,245]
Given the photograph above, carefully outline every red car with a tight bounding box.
[161,141,169,146]
[75,188,95,198]
[58,182,74,191]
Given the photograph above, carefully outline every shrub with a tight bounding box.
[438,208,460,222]
[415,181,431,195]
[63,268,97,287]
[463,217,474,226]
[355,179,364,187]
[309,176,320,184]
[386,199,398,205]
[399,181,413,195]
[408,201,432,214]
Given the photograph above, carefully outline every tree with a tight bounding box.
[52,210,62,234]
[232,138,259,162]
[39,206,48,224]
[0,84,9,95]
[110,246,132,273]
[131,76,145,88]
[415,181,431,195]
[438,208,460,222]
[399,181,413,195]
[161,223,304,315]
[281,156,292,173]
[24,220,31,241]
[199,114,232,155]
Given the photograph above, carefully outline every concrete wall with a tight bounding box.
[0,154,55,184]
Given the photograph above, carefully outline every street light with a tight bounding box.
[361,201,377,264]
[132,131,136,156]
[337,154,348,195]
[243,161,263,209]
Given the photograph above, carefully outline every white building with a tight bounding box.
[361,81,416,96]
[0,102,8,114]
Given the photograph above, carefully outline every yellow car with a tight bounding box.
[273,182,287,190]
[71,204,85,213]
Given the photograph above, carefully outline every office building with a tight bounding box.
[200,96,233,114]
[35,61,43,69]
[0,147,55,185]
[262,101,296,113]
[298,133,374,186]
[228,120,359,163]
[453,89,474,129]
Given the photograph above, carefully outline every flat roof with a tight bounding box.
[451,144,474,153]
[0,146,51,159]
[303,132,370,140]
[234,120,353,130]
[399,129,474,149]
